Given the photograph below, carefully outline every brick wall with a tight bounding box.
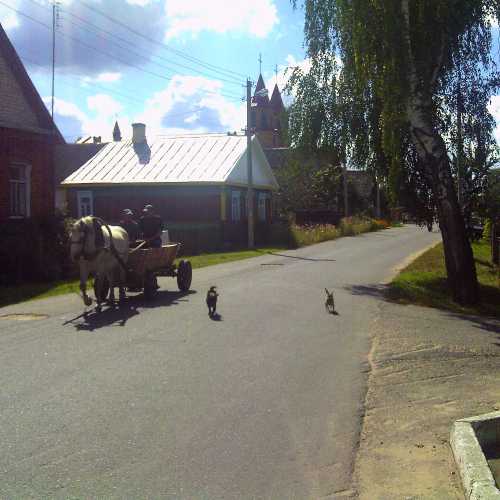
[0,49,40,130]
[0,127,55,221]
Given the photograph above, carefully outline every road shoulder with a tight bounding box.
[353,301,500,499]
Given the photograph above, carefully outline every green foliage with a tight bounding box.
[274,149,372,215]
[288,0,500,219]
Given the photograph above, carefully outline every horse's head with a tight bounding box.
[70,217,97,261]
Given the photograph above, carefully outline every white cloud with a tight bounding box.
[44,94,129,142]
[83,72,123,84]
[164,0,279,39]
[45,96,87,123]
[487,14,499,29]
[135,75,245,136]
[46,76,246,141]
[87,94,124,118]
[126,0,154,5]
[0,0,20,30]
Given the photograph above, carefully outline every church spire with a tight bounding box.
[113,120,121,142]
[270,83,284,111]
[253,74,269,106]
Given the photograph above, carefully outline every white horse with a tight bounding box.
[70,216,129,310]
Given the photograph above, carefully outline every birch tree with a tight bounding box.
[290,0,500,304]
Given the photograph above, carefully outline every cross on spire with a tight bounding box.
[275,64,278,81]
[258,53,262,74]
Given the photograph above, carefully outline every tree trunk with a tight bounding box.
[407,99,479,305]
[401,0,479,305]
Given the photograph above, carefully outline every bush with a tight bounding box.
[290,223,340,247]
[0,215,75,286]
[280,216,389,249]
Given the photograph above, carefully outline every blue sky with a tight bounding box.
[0,0,308,142]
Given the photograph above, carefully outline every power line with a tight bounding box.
[22,52,232,123]
[20,53,145,105]
[59,7,243,86]
[56,28,242,100]
[77,0,246,80]
[0,1,243,102]
[22,0,243,86]
[24,0,245,82]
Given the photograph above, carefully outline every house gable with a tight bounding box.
[0,24,62,139]
[226,136,279,190]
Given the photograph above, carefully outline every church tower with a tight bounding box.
[112,120,121,142]
[251,72,285,149]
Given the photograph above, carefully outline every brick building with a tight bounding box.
[0,24,64,283]
[0,23,63,222]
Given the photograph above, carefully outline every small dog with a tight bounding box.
[206,286,218,317]
[325,288,335,314]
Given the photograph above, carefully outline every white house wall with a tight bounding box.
[226,139,279,190]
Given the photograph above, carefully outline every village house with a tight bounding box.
[0,24,64,283]
[60,123,279,252]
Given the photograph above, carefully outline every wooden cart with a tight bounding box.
[93,243,192,302]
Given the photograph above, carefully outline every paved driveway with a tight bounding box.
[0,225,440,499]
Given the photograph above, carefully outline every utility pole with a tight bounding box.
[246,78,255,248]
[342,156,349,217]
[51,1,59,119]
[376,176,381,218]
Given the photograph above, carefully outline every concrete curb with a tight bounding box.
[450,411,500,499]
[381,240,441,285]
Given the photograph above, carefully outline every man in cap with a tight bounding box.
[119,208,140,246]
[139,204,163,248]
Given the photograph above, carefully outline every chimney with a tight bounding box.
[132,123,146,143]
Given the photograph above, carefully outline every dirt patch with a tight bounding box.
[353,302,500,499]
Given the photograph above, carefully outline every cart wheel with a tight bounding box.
[144,271,158,300]
[93,275,110,303]
[177,260,192,291]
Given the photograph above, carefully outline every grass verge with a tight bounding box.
[0,247,286,308]
[387,240,500,318]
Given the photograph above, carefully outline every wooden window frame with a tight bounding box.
[8,163,31,219]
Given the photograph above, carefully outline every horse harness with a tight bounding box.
[71,217,129,273]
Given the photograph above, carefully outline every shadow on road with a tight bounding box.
[267,252,336,262]
[64,290,197,332]
[344,284,388,299]
[209,312,223,321]
[344,283,500,340]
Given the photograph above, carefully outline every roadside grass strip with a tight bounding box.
[388,240,500,318]
[0,248,285,308]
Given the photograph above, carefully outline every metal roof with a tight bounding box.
[61,134,277,188]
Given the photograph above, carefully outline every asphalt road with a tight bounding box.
[0,225,440,499]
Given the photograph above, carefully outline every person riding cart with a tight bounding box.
[140,204,163,248]
[119,208,140,246]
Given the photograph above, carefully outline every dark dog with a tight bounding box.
[325,288,335,314]
[206,286,218,317]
